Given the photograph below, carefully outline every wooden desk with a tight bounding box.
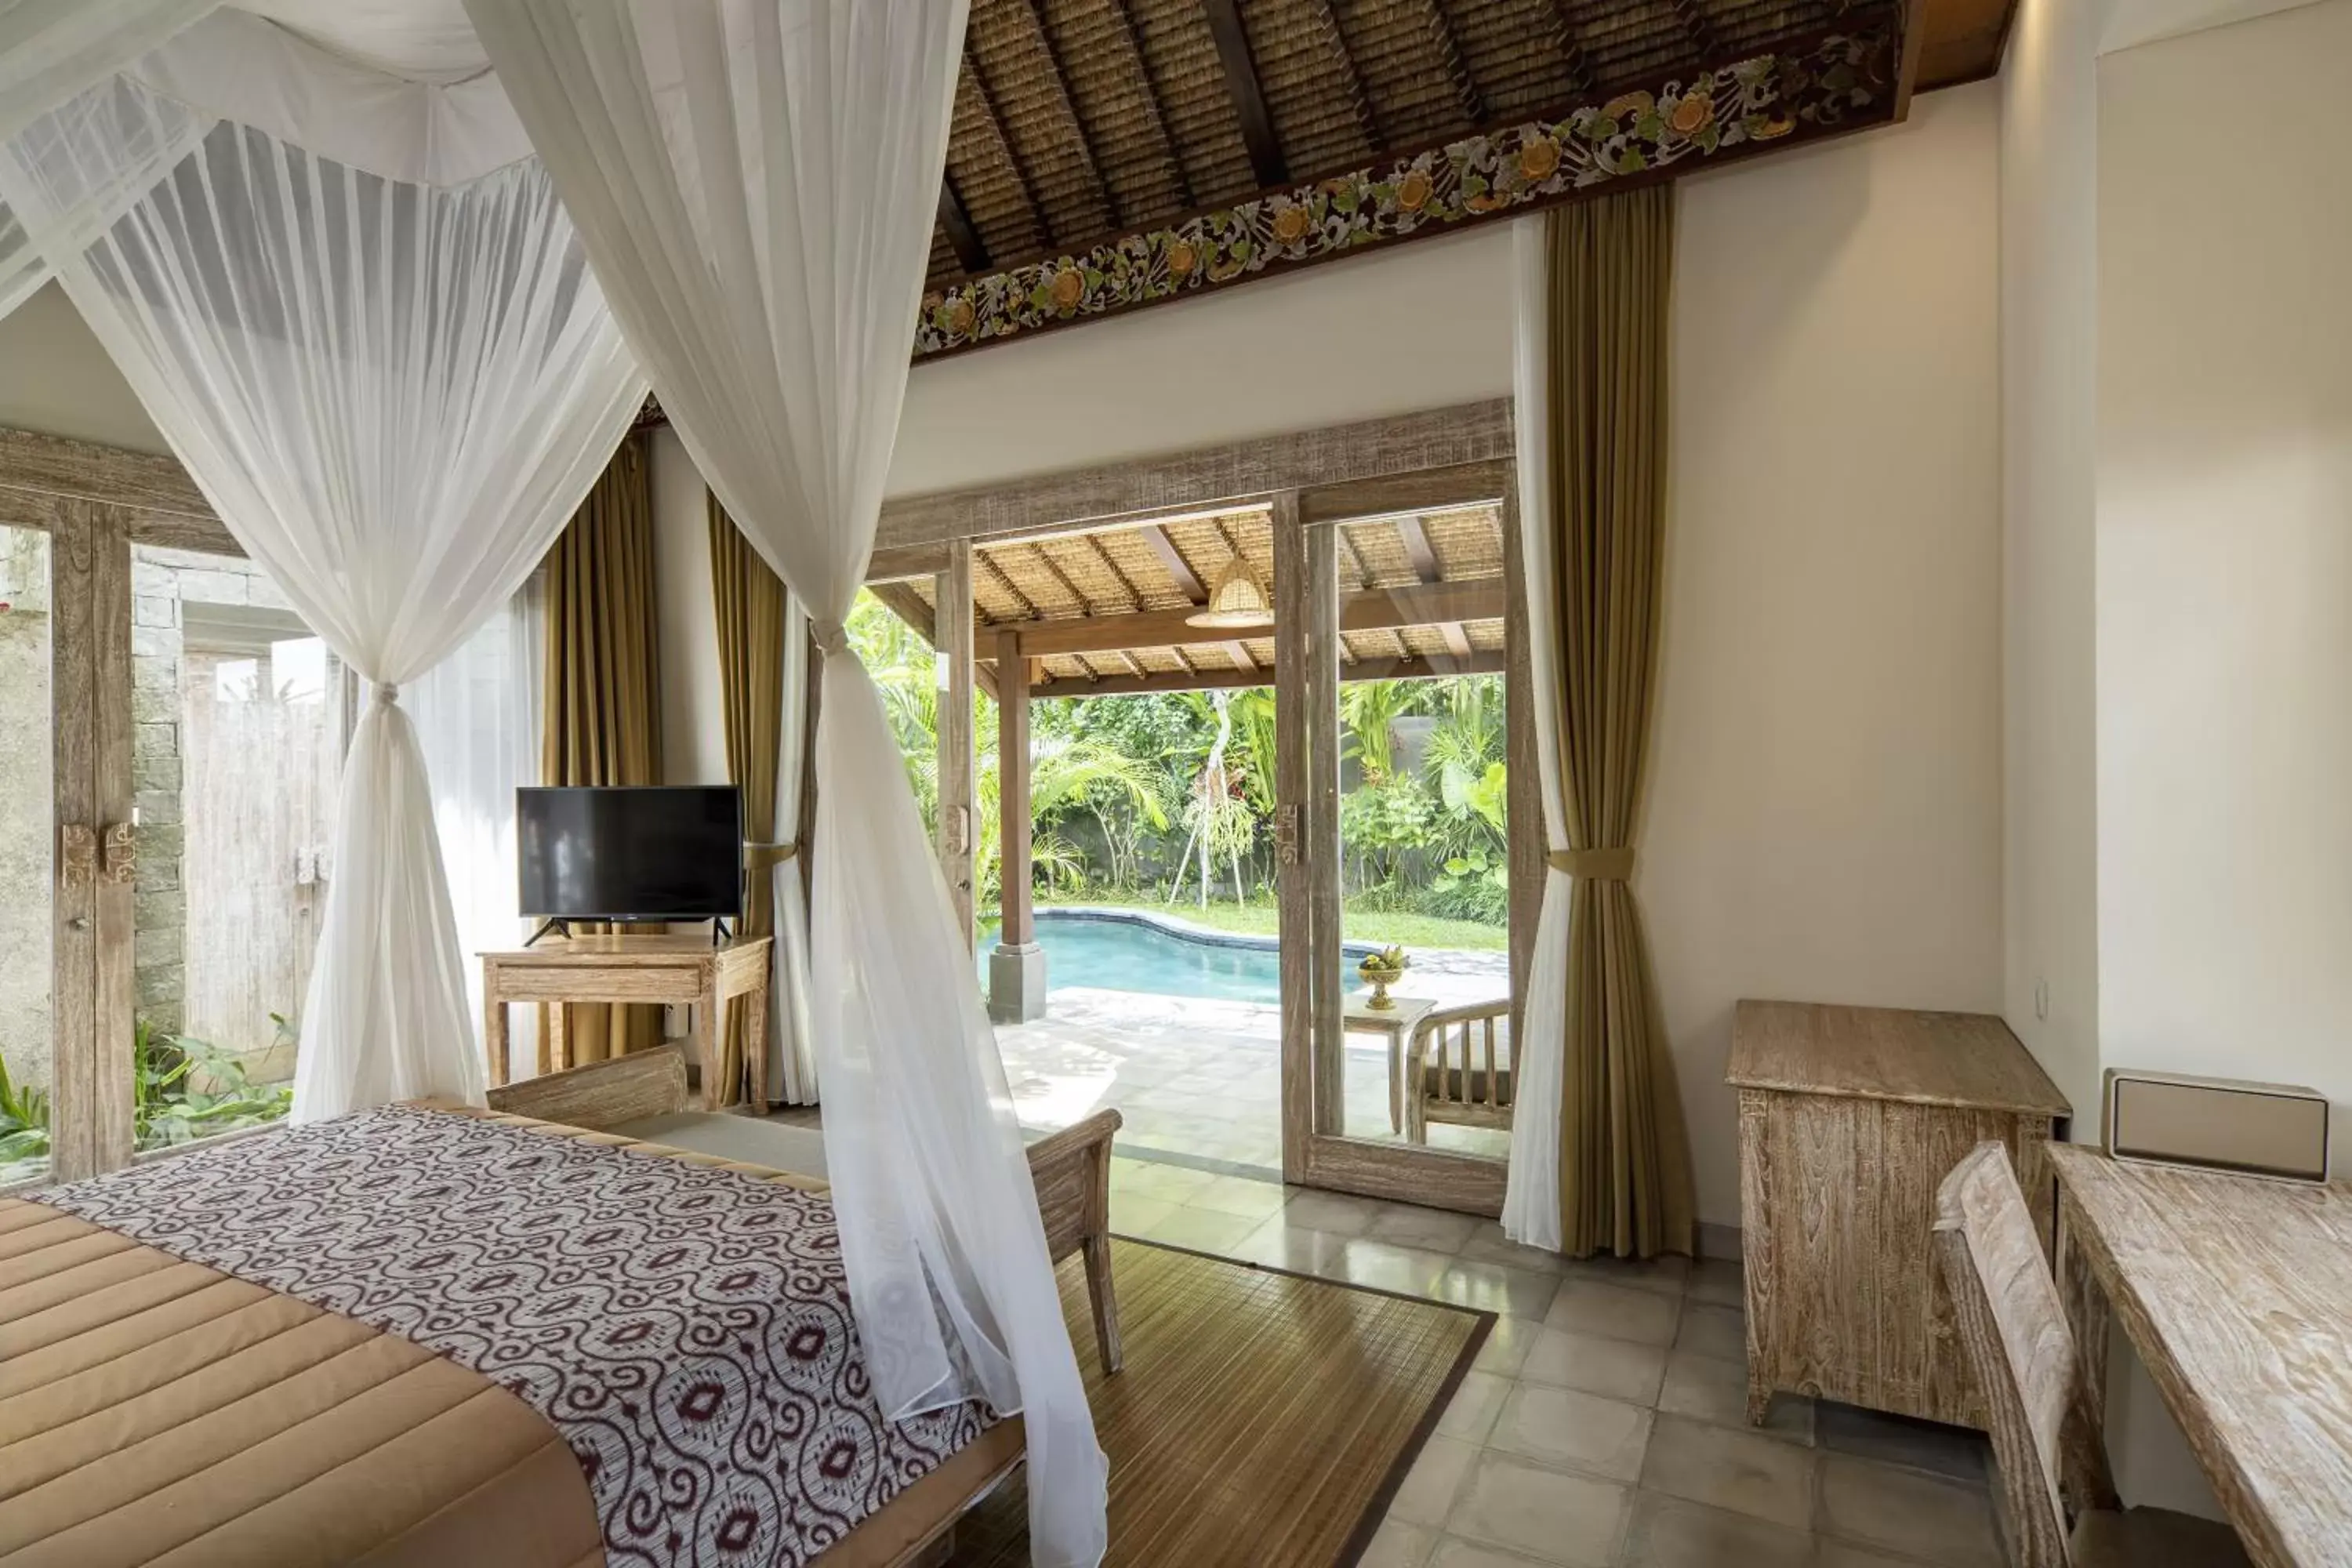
[2047,1141,2352,1568]
[1344,992,1436,1134]
[481,935,772,1112]
[1729,1000,2070,1428]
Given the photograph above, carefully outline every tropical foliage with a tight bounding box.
[848,591,1511,929]
[0,1017,293,1180]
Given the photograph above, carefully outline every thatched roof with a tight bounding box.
[926,0,2003,295]
[871,503,1508,696]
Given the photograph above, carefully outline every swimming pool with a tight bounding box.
[977,908,1370,1006]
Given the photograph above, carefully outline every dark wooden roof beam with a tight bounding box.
[961,45,1051,251]
[1304,0,1383,152]
[1395,514,1473,660]
[1029,647,1499,701]
[992,578,1506,659]
[1100,0,1197,211]
[1014,0,1120,232]
[1672,0,1720,64]
[1425,0,1486,129]
[1203,0,1289,187]
[937,176,991,276]
[1536,0,1596,96]
[1136,522,1207,602]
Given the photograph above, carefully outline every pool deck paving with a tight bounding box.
[996,985,1513,1177]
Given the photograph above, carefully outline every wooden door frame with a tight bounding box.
[1275,490,1524,1218]
[2,429,238,1186]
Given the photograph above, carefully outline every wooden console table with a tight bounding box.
[1729,1000,2069,1429]
[481,934,771,1112]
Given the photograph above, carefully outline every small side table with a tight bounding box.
[481,934,773,1112]
[1344,992,1437,1134]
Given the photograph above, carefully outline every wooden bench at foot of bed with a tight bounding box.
[480,1045,1125,1374]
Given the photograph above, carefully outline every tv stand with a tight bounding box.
[479,932,772,1111]
[521,917,573,948]
[523,916,732,949]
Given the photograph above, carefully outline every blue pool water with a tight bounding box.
[978,909,1368,1005]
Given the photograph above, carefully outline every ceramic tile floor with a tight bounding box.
[999,988,1512,1176]
[1102,1156,2004,1568]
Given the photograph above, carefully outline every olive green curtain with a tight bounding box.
[708,493,785,1109]
[540,430,663,1062]
[1535,189,1697,1258]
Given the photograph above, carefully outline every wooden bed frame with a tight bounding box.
[485,1046,1125,1375]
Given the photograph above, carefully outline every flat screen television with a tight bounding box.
[517,786,743,930]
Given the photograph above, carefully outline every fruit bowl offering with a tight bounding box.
[1357,946,1409,1011]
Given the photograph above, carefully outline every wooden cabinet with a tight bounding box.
[1729,1000,2070,1431]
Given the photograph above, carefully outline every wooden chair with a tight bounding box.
[1932,1142,2248,1568]
[1403,1000,1515,1145]
[485,1050,1124,1374]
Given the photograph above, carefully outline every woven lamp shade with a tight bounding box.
[1187,556,1276,627]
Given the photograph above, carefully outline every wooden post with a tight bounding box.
[48,499,100,1181]
[996,627,1033,946]
[935,543,976,949]
[987,626,1045,1022]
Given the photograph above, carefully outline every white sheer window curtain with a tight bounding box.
[1501,215,1567,1251]
[409,579,543,1084]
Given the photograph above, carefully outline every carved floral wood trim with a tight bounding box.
[915,22,1904,360]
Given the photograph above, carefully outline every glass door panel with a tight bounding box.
[0,524,54,1187]
[1278,497,1521,1212]
[125,542,336,1154]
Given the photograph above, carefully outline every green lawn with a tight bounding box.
[1036,892,1508,953]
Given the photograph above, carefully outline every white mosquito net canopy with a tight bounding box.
[0,3,1105,1562]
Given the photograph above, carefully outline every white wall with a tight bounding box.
[651,426,730,788]
[1646,83,2005,1225]
[887,226,1515,498]
[2096,0,2352,1137]
[1999,0,2109,1128]
[0,283,166,454]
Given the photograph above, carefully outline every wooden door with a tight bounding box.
[1272,496,1526,1216]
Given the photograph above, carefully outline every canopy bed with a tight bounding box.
[0,2,1107,1563]
[0,1093,1102,1568]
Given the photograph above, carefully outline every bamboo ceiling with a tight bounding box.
[870,504,1508,696]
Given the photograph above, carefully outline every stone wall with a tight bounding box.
[0,530,51,1092]
[129,546,303,1039]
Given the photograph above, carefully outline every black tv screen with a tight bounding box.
[517,786,744,922]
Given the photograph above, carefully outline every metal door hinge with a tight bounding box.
[1275,804,1301,865]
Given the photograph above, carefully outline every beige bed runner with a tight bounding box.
[0,1109,1022,1568]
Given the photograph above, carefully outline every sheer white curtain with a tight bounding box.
[1,79,644,1120]
[410,581,543,1083]
[0,1,220,319]
[470,4,1105,1562]
[772,595,819,1104]
[1503,216,1567,1252]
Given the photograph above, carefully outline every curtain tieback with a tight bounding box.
[744,840,799,871]
[811,619,849,656]
[1547,846,1635,880]
[371,681,401,706]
